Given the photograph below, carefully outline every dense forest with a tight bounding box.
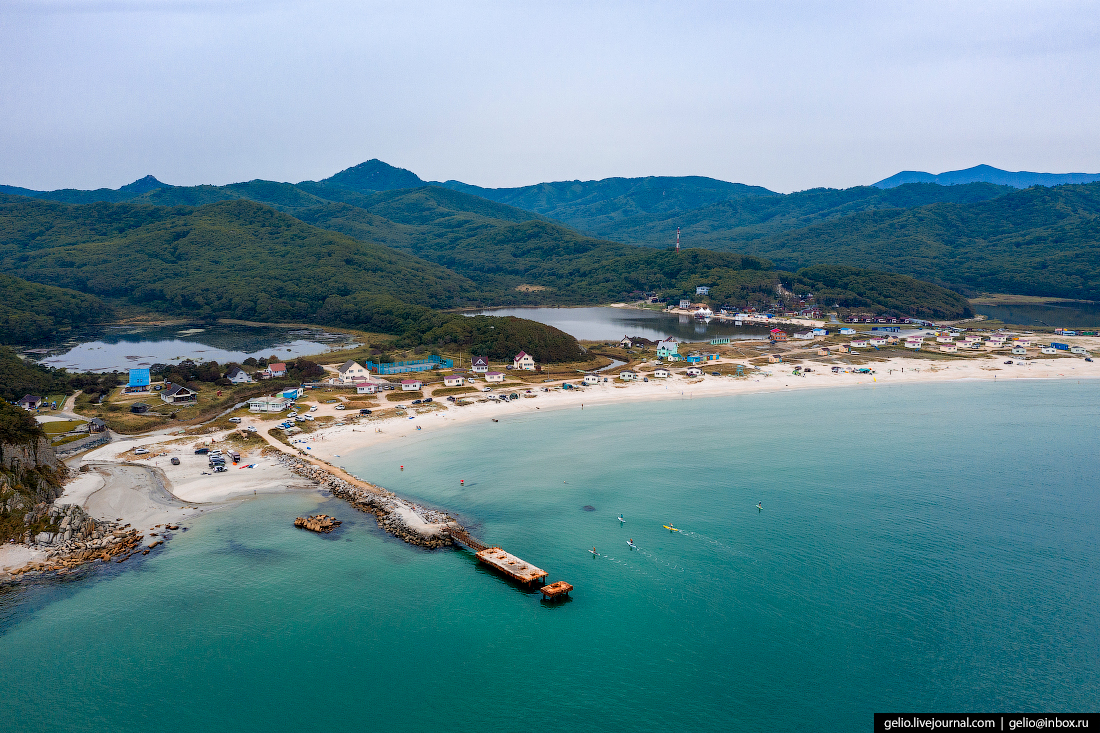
[0,274,111,345]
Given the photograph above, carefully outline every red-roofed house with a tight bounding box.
[267,362,287,378]
[401,379,422,391]
[769,329,788,342]
[513,351,536,370]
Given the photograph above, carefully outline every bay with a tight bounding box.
[1,380,1098,732]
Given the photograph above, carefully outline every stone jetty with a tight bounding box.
[294,514,341,533]
[272,452,456,549]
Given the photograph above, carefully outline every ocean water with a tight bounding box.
[467,306,773,341]
[1,381,1098,732]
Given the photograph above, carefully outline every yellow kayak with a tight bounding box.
[663,525,680,532]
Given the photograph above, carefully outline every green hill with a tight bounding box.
[0,274,111,346]
[735,183,1100,300]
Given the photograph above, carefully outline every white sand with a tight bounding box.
[302,354,1100,459]
[0,545,47,574]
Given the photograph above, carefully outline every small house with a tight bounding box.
[851,339,869,348]
[583,374,600,385]
[267,362,288,378]
[686,354,704,364]
[695,285,710,295]
[794,331,815,340]
[281,387,304,400]
[1011,347,1027,355]
[160,383,197,405]
[769,329,788,342]
[618,370,638,381]
[904,340,922,350]
[1040,347,1057,355]
[401,379,423,391]
[766,355,782,364]
[939,343,958,353]
[444,375,464,387]
[869,337,887,346]
[248,396,290,412]
[685,367,703,377]
[1071,346,1089,355]
[130,402,150,414]
[679,299,692,310]
[226,367,253,384]
[656,337,680,359]
[88,418,107,433]
[618,336,634,348]
[817,347,831,356]
[127,368,151,391]
[513,351,536,371]
[338,360,368,383]
[485,371,505,383]
[652,368,670,378]
[356,384,378,395]
[839,328,856,335]
[17,395,42,410]
[471,356,489,373]
[812,328,828,336]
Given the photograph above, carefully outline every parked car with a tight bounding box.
[228,417,241,423]
[482,387,492,392]
[711,372,721,376]
[287,411,298,418]
[643,377,649,382]
[194,447,210,455]
[302,414,314,420]
[170,457,181,465]
[1086,357,1094,362]
[213,465,228,473]
[381,384,396,391]
[309,406,318,412]
[334,404,345,410]
[446,396,456,402]
[134,448,149,455]
[247,425,257,432]
[411,399,422,405]
[1004,360,1014,364]
[423,397,433,403]
[359,409,372,415]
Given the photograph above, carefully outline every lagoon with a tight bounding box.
[1,380,1098,732]
[467,306,773,341]
[31,323,357,372]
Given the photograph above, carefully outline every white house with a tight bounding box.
[266,362,287,378]
[226,367,253,384]
[18,395,42,410]
[513,351,536,370]
[794,331,815,340]
[679,299,692,309]
[869,337,887,346]
[840,328,856,335]
[1012,339,1030,347]
[583,374,600,385]
[940,343,958,353]
[618,370,638,381]
[401,379,423,391]
[936,336,955,343]
[248,395,290,412]
[1071,346,1089,355]
[904,339,923,349]
[444,375,464,387]
[161,383,197,404]
[618,336,634,348]
[851,339,869,348]
[356,384,378,395]
[338,360,369,383]
[685,367,703,377]
[1040,347,1058,355]
[471,356,489,373]
[1011,346,1027,355]
[696,285,710,295]
[812,328,828,336]
[485,371,505,383]
[652,368,670,378]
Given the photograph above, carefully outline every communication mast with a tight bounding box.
[676,227,680,253]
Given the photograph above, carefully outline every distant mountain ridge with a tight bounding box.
[873,164,1100,189]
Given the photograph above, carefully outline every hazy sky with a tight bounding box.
[2,0,1098,192]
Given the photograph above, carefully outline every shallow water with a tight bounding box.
[1,381,1098,732]
[34,323,356,372]
[972,301,1100,329]
[467,306,773,341]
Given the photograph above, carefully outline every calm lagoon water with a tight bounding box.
[972,301,1100,329]
[468,306,773,341]
[34,323,356,372]
[1,381,1098,732]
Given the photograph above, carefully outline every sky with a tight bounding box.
[1,0,1098,193]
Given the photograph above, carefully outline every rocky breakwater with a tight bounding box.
[273,453,456,549]
[294,514,341,533]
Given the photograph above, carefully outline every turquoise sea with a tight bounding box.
[1,381,1098,732]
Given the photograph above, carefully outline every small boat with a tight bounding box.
[627,540,636,550]
[663,525,680,532]
[617,515,626,523]
[491,418,499,422]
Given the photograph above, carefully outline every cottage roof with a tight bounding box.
[19,394,41,403]
[163,382,194,396]
[472,356,488,366]
[268,362,287,372]
[338,360,361,373]
[89,418,106,427]
[401,379,421,385]
[227,367,248,378]
[514,351,529,361]
[486,371,503,376]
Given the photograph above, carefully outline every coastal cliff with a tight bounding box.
[0,402,70,544]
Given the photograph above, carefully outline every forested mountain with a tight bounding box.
[0,274,111,346]
[734,183,1100,300]
[873,164,1100,189]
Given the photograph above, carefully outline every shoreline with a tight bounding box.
[4,353,1097,580]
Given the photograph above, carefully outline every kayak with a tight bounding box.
[627,542,636,549]
[663,525,680,532]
